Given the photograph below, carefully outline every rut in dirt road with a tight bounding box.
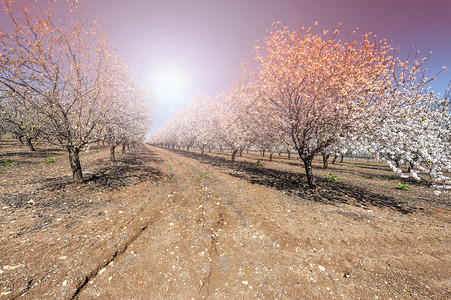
[71,221,152,299]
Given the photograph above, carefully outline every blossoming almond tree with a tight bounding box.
[214,84,257,162]
[363,90,450,194]
[188,92,217,157]
[0,89,45,151]
[251,22,428,188]
[0,0,152,183]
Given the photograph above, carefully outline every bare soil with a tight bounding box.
[0,139,449,299]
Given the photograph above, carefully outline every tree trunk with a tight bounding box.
[231,149,238,162]
[110,144,117,166]
[278,151,282,157]
[407,162,414,173]
[201,146,205,158]
[262,149,265,156]
[340,155,344,163]
[302,157,316,189]
[121,143,126,155]
[26,137,36,152]
[239,149,243,157]
[395,159,400,168]
[332,155,338,164]
[286,149,291,160]
[269,152,273,161]
[68,146,84,183]
[187,145,190,152]
[18,136,24,144]
[322,153,330,169]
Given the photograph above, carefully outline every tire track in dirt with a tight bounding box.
[71,214,159,299]
[147,145,234,298]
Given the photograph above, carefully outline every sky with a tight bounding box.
[1,0,450,132]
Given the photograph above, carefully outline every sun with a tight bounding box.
[152,65,191,99]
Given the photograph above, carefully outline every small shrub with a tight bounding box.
[396,182,410,191]
[44,157,55,163]
[172,175,178,181]
[254,159,262,167]
[0,161,18,167]
[0,171,7,174]
[326,174,339,181]
[199,173,210,178]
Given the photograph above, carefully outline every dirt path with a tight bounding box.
[76,146,450,299]
[1,144,450,299]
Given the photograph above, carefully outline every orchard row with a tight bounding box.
[149,22,450,194]
[0,0,155,183]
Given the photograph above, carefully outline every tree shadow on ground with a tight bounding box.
[167,148,416,214]
[0,148,64,159]
[40,146,166,192]
[84,148,166,189]
[2,147,167,211]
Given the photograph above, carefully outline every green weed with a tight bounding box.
[326,174,339,181]
[254,159,262,167]
[396,182,410,191]
[44,157,55,163]
[0,162,18,167]
[199,173,210,178]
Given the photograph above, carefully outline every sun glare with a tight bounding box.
[152,66,191,99]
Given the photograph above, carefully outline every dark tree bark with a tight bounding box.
[332,155,338,164]
[340,155,344,163]
[302,157,316,189]
[110,144,117,166]
[200,145,205,158]
[322,152,330,169]
[269,152,273,161]
[26,137,36,152]
[231,149,238,162]
[68,146,84,183]
[239,148,243,157]
[286,149,291,160]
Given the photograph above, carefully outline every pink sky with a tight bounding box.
[1,0,450,130]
